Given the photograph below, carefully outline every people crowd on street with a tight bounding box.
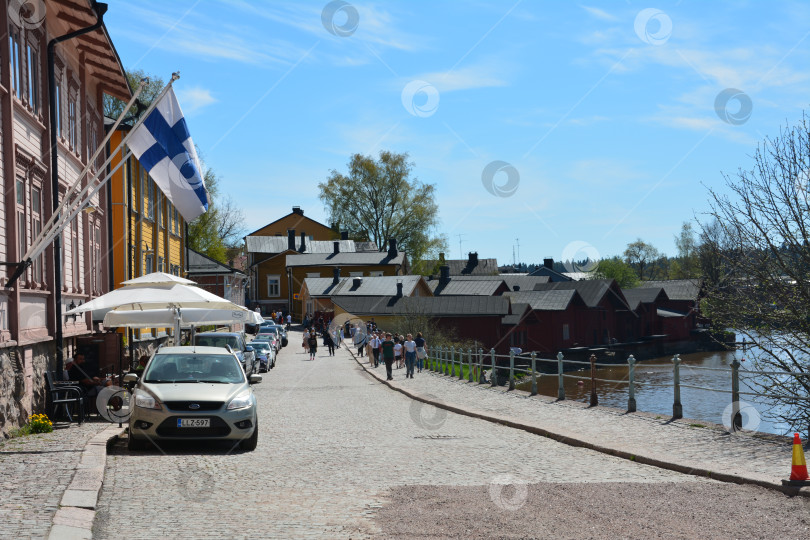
[297,318,429,381]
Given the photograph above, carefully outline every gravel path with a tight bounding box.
[375,481,810,539]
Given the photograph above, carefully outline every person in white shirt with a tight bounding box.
[393,340,403,369]
[403,334,417,378]
[370,333,382,367]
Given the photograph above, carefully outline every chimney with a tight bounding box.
[333,241,340,255]
[292,206,304,216]
[299,231,307,253]
[340,230,349,240]
[513,285,520,291]
[396,281,403,298]
[544,258,554,270]
[388,238,398,257]
[287,229,296,251]
[439,265,450,284]
[352,277,363,289]
[332,267,341,285]
[468,252,478,264]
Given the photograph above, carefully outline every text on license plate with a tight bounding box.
[177,418,210,428]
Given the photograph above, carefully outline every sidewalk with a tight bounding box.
[345,344,806,495]
[0,420,122,540]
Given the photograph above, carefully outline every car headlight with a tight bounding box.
[134,392,161,410]
[227,390,252,410]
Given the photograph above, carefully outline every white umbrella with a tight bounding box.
[65,281,238,315]
[119,272,197,286]
[103,307,262,328]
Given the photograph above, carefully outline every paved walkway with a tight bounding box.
[93,331,706,539]
[0,421,109,540]
[355,348,799,491]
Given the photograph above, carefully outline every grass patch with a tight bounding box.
[689,423,706,428]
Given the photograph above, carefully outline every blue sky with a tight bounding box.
[104,1,810,268]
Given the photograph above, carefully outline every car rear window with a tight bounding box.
[195,335,240,349]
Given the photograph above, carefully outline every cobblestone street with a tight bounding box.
[0,422,108,540]
[93,332,706,539]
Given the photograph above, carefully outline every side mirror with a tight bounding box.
[248,374,262,384]
[123,373,139,384]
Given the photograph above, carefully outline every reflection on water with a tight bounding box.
[532,349,793,436]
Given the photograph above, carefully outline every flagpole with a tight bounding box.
[14,74,181,277]
[34,79,148,252]
[29,75,178,261]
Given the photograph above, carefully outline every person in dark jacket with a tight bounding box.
[323,331,335,356]
[308,332,318,360]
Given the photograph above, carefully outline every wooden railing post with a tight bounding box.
[672,354,683,419]
[508,350,515,391]
[467,348,474,382]
[589,354,598,406]
[478,348,485,384]
[530,352,538,396]
[627,354,637,413]
[731,358,741,430]
[450,347,455,377]
[556,351,565,400]
[490,349,497,387]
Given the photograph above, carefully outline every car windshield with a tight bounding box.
[143,353,244,383]
[256,333,276,341]
[194,335,240,349]
[252,342,271,352]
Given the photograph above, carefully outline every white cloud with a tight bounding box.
[176,87,217,114]
[580,5,618,22]
[408,58,512,93]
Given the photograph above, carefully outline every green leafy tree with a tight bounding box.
[319,151,447,270]
[103,69,165,121]
[623,239,660,280]
[593,257,639,288]
[671,222,700,279]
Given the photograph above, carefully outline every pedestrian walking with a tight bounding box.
[302,328,310,353]
[323,331,335,356]
[415,332,427,373]
[381,333,395,380]
[404,334,417,378]
[354,326,366,356]
[370,333,381,367]
[308,331,318,360]
[338,326,344,347]
[366,335,374,363]
[394,338,402,369]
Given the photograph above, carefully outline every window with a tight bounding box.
[368,271,383,277]
[9,27,22,99]
[145,174,154,220]
[93,224,101,292]
[158,192,164,229]
[16,178,26,261]
[71,219,79,289]
[267,275,280,297]
[145,254,153,274]
[31,186,42,282]
[158,256,164,272]
[55,84,61,136]
[26,44,39,113]
[349,272,362,277]
[563,324,570,341]
[68,98,76,149]
[306,272,321,278]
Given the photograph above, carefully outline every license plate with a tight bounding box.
[177,418,210,428]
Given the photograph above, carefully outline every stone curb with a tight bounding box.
[346,348,809,498]
[47,425,125,540]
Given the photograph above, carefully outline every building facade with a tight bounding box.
[0,1,130,437]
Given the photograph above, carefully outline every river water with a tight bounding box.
[532,348,796,436]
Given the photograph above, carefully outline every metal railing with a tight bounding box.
[423,346,810,428]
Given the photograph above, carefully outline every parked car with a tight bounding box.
[250,340,275,372]
[254,332,280,352]
[266,324,288,347]
[124,346,261,452]
[194,332,257,374]
[258,326,286,348]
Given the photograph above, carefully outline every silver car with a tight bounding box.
[125,346,261,452]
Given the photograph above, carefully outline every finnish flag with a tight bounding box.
[127,88,209,221]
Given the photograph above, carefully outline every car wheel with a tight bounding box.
[240,418,258,451]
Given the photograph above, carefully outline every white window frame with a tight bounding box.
[266,275,280,297]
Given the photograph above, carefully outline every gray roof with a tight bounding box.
[532,279,628,309]
[425,258,499,276]
[246,236,359,254]
[501,275,551,291]
[304,275,425,298]
[186,249,245,276]
[637,280,702,302]
[429,279,505,296]
[503,289,581,311]
[285,251,406,268]
[502,302,531,325]
[333,295,510,316]
[622,287,668,311]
